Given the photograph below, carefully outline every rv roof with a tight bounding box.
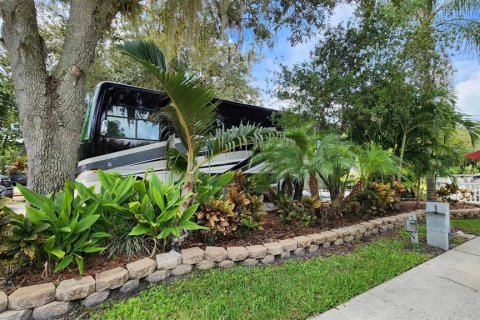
[94,81,276,113]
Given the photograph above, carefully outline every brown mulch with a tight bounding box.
[2,255,131,295]
[1,201,476,293]
[181,201,427,249]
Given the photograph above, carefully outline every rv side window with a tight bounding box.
[106,105,160,141]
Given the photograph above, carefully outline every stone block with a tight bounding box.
[360,221,374,230]
[246,245,267,259]
[355,234,363,241]
[8,282,55,310]
[120,279,140,294]
[364,231,372,237]
[344,226,360,236]
[307,233,325,244]
[280,250,291,259]
[322,241,331,248]
[278,239,297,251]
[371,228,379,235]
[156,250,182,270]
[293,236,312,248]
[379,225,388,233]
[321,231,337,242]
[181,247,205,265]
[145,269,170,283]
[0,309,31,320]
[344,236,354,243]
[387,223,394,230]
[126,258,156,279]
[334,238,344,246]
[195,260,216,270]
[308,244,319,254]
[0,292,6,312]
[81,290,110,307]
[263,242,284,255]
[205,246,227,262]
[241,259,258,267]
[56,276,95,301]
[171,264,192,276]
[218,260,235,269]
[261,255,275,265]
[356,224,367,234]
[96,267,129,292]
[370,219,383,227]
[294,248,305,257]
[332,228,349,237]
[32,301,72,320]
[227,247,249,261]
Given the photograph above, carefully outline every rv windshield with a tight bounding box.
[81,93,95,141]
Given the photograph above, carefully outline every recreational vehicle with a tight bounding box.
[76,82,274,186]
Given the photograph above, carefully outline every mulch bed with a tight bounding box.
[181,201,429,249]
[1,201,475,294]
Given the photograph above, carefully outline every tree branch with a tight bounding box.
[0,0,48,117]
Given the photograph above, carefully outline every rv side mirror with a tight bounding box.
[100,119,108,136]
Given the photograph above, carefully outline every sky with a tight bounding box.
[251,4,480,120]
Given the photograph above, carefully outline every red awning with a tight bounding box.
[466,150,480,161]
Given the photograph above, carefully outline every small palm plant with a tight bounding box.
[253,126,353,200]
[116,40,279,198]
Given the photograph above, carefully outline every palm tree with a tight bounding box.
[402,0,480,199]
[253,127,353,200]
[117,40,279,197]
[350,143,398,195]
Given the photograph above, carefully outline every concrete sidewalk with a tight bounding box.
[313,237,480,320]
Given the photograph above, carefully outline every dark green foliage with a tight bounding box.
[226,172,267,230]
[17,182,108,274]
[275,194,321,226]
[0,201,45,284]
[344,182,405,217]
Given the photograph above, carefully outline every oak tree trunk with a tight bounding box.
[0,0,134,194]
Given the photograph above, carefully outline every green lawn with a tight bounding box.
[451,219,480,235]
[93,237,431,320]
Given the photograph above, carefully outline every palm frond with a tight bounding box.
[116,39,166,77]
[117,40,219,161]
[201,123,281,169]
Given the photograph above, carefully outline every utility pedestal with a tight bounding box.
[426,202,450,250]
[404,213,418,244]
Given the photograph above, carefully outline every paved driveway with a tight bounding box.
[312,237,480,320]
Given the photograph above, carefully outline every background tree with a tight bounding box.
[1,0,341,194]
[0,51,23,174]
[0,0,141,193]
[273,0,480,201]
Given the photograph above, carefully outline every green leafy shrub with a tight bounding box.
[17,182,109,274]
[226,171,267,230]
[196,198,238,235]
[89,170,150,259]
[275,194,320,226]
[127,174,207,255]
[344,182,403,217]
[194,172,240,235]
[0,200,46,284]
[436,183,471,203]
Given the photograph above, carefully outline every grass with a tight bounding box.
[93,236,432,320]
[451,219,480,235]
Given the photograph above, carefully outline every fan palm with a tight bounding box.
[253,127,353,199]
[116,39,279,196]
[356,143,398,185]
